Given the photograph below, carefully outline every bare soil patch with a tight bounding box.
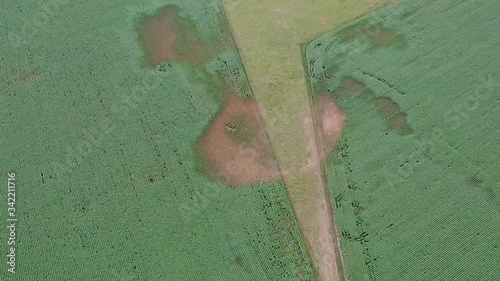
[375,97,413,135]
[374,97,400,118]
[196,95,280,187]
[197,92,348,186]
[332,77,367,99]
[315,94,347,159]
[137,6,211,68]
[389,113,413,135]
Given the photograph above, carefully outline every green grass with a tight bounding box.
[306,0,500,279]
[0,1,314,280]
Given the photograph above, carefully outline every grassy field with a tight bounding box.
[0,1,316,280]
[220,0,389,280]
[306,0,500,279]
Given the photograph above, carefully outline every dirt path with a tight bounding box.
[219,0,389,279]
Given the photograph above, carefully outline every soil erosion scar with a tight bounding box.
[197,93,347,187]
[137,5,211,69]
[197,94,281,187]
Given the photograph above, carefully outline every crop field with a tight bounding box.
[0,0,317,280]
[306,0,500,279]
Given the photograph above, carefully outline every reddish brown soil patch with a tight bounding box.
[197,95,280,187]
[339,77,367,94]
[315,94,347,159]
[375,97,413,135]
[198,92,348,187]
[137,6,211,68]
[388,113,413,135]
[374,97,400,118]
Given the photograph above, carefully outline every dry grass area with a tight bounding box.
[220,0,391,280]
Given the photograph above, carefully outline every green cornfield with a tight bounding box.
[306,0,500,279]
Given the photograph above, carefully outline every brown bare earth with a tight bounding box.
[374,97,413,135]
[315,94,348,159]
[374,97,400,117]
[197,93,348,187]
[138,6,282,187]
[137,6,211,68]
[197,95,281,187]
[330,78,413,135]
[336,77,367,97]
